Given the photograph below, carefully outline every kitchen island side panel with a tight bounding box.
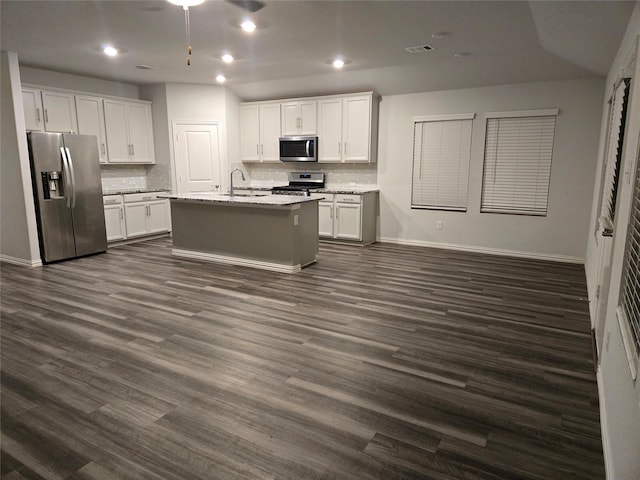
[169,200,318,268]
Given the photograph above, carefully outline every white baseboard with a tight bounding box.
[172,248,308,274]
[0,254,42,267]
[596,367,614,479]
[377,237,584,264]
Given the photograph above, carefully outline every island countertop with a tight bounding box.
[159,192,321,209]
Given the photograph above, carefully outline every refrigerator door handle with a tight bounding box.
[65,147,77,208]
[60,147,73,208]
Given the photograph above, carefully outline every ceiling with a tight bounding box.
[0,1,635,102]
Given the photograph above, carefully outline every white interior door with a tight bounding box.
[174,123,222,194]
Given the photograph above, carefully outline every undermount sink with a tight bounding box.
[214,193,261,198]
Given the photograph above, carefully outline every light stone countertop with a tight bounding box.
[103,188,169,196]
[235,185,380,194]
[159,192,320,209]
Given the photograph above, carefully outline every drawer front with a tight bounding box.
[103,195,123,205]
[335,194,361,204]
[123,191,168,203]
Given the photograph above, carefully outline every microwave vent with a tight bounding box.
[405,45,434,54]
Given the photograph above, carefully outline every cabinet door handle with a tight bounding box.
[338,142,341,154]
[120,208,123,219]
[101,143,106,155]
[256,144,259,155]
[261,144,264,155]
[36,108,41,123]
[131,144,135,156]
[344,142,347,155]
[44,109,49,124]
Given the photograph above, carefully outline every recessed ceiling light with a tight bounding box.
[103,45,119,56]
[241,20,256,32]
[216,74,226,83]
[221,53,234,63]
[332,58,345,69]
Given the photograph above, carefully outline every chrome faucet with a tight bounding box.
[230,168,246,196]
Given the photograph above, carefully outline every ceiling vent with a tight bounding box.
[405,45,434,54]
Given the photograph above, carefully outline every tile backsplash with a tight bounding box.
[245,163,377,187]
[100,165,149,191]
[100,164,172,192]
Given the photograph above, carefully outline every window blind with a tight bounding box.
[411,114,473,211]
[481,111,558,216]
[600,78,630,223]
[619,147,640,357]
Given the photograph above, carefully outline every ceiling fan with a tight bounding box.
[168,0,265,65]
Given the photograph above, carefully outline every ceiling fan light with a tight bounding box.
[167,0,205,8]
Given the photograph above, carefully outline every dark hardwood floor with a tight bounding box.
[1,238,604,479]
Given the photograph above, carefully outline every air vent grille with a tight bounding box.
[405,45,434,54]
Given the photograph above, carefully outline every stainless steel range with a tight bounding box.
[272,172,325,196]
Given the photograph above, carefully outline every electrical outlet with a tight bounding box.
[436,220,443,230]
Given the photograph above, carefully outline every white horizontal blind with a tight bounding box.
[481,112,557,215]
[620,149,640,356]
[600,78,630,222]
[411,116,473,210]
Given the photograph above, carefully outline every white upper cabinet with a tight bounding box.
[22,88,44,131]
[75,95,108,163]
[22,85,156,165]
[342,96,371,162]
[126,102,155,163]
[22,88,78,133]
[318,93,377,163]
[242,92,377,164]
[41,90,77,133]
[240,103,281,162]
[104,99,155,164]
[317,98,343,162]
[281,100,317,135]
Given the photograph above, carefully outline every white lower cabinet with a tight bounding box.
[335,200,362,240]
[311,192,377,245]
[103,192,171,242]
[103,195,126,242]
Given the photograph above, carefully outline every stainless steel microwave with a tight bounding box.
[279,136,318,162]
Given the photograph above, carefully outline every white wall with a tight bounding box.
[377,79,605,262]
[584,4,640,478]
[20,66,139,99]
[0,51,42,266]
[143,83,233,193]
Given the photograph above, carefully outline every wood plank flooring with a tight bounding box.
[1,239,604,479]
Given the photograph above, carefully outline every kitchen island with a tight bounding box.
[161,193,320,273]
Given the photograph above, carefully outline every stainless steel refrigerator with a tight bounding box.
[28,132,107,263]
